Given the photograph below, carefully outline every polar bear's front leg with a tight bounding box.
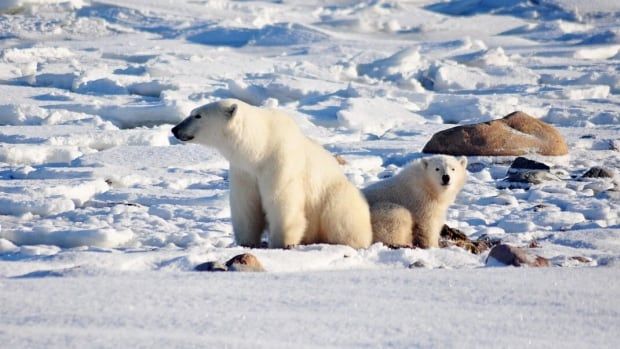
[263,179,307,249]
[230,166,265,248]
[413,211,444,248]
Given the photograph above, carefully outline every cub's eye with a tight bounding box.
[435,168,440,171]
[451,168,455,171]
[195,114,202,119]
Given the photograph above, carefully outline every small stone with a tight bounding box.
[439,225,490,254]
[501,157,556,188]
[506,170,557,184]
[486,244,549,267]
[225,253,265,272]
[509,157,550,171]
[598,189,620,201]
[194,261,228,272]
[569,256,592,263]
[581,166,614,178]
[409,260,428,268]
[440,224,468,241]
[476,234,502,248]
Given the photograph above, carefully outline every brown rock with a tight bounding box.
[439,225,491,254]
[225,253,265,272]
[423,111,568,156]
[528,240,541,248]
[486,244,550,267]
[334,155,347,165]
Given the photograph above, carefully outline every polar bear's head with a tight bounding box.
[420,155,468,195]
[172,99,239,147]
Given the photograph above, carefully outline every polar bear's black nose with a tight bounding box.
[442,174,450,185]
[171,125,194,141]
[171,125,180,138]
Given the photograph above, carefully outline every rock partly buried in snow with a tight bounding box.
[498,157,557,189]
[409,260,429,269]
[423,111,568,156]
[195,253,266,272]
[509,157,551,171]
[225,253,265,272]
[486,244,550,267]
[505,169,556,185]
[194,261,228,272]
[581,166,614,178]
[439,225,494,254]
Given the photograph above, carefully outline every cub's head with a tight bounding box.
[171,99,239,147]
[420,155,468,194]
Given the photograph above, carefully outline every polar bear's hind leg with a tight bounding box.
[370,202,414,248]
[320,182,373,249]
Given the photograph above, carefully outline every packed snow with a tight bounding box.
[1,0,619,347]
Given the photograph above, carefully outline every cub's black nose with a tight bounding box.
[442,174,450,185]
[171,125,179,138]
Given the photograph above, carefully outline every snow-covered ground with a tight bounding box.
[0,0,619,347]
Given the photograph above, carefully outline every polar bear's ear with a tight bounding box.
[226,104,238,119]
[459,156,468,167]
[421,158,428,169]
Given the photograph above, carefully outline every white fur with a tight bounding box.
[363,155,468,248]
[172,99,372,249]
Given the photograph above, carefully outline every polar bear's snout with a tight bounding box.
[171,123,194,141]
[442,174,450,185]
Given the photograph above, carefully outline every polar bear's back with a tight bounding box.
[363,162,423,211]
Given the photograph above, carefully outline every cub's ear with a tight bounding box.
[226,104,238,118]
[459,156,468,167]
[421,158,429,169]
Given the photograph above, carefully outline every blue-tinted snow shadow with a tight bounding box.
[77,3,328,47]
[424,0,577,21]
[186,23,328,47]
[76,3,196,38]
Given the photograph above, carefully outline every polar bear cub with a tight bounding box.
[363,155,468,248]
[172,99,373,249]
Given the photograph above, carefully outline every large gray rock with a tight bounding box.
[423,111,568,156]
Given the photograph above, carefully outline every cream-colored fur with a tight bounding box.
[369,202,413,248]
[363,155,468,248]
[172,99,372,249]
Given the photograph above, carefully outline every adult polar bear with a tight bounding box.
[172,99,373,249]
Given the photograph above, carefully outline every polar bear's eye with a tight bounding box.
[195,114,202,119]
[435,168,439,171]
[451,168,455,171]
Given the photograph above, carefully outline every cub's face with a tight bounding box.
[421,155,468,193]
[171,101,238,147]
